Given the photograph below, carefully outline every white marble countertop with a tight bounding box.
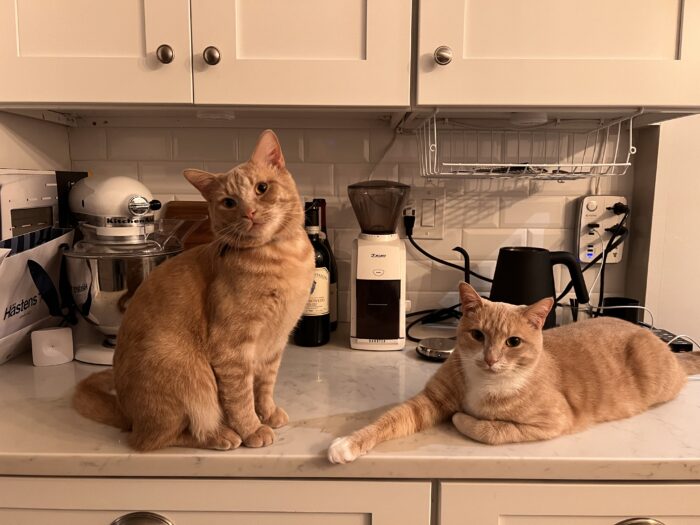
[1,325,700,481]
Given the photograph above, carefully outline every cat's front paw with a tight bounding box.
[243,425,275,448]
[260,406,289,429]
[328,436,362,464]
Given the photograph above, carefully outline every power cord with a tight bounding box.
[556,210,629,304]
[402,210,493,283]
[401,210,491,343]
[596,204,629,314]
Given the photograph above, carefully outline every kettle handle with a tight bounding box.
[550,251,590,305]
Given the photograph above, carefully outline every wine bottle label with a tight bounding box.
[329,282,338,323]
[304,268,330,316]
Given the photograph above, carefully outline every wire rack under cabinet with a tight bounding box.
[416,113,638,180]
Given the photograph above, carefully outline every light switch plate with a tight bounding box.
[577,195,627,264]
[405,187,446,240]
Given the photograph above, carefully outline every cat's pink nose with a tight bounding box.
[484,355,499,367]
[246,209,257,220]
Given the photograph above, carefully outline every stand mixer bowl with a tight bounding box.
[347,180,410,234]
[64,219,201,364]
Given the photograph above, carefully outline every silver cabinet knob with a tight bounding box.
[614,519,665,525]
[111,511,174,525]
[156,44,174,64]
[203,46,221,65]
[433,45,453,66]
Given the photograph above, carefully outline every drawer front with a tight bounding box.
[0,477,430,525]
[441,482,700,525]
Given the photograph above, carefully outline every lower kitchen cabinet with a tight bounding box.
[0,477,431,525]
[441,482,700,525]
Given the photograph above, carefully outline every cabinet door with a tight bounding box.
[191,0,411,106]
[441,482,700,524]
[0,477,431,525]
[0,0,192,104]
[418,0,700,108]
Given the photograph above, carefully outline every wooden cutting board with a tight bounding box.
[162,201,214,250]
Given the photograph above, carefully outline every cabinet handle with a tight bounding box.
[433,45,453,66]
[111,511,174,525]
[203,46,221,65]
[614,519,665,525]
[156,44,174,64]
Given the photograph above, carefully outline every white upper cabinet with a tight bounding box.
[417,0,700,108]
[0,0,192,104]
[190,0,412,106]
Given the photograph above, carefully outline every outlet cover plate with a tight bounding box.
[577,195,627,264]
[406,187,446,240]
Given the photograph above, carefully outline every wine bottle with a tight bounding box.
[316,198,339,331]
[294,203,331,347]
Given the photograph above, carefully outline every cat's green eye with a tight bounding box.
[255,182,268,195]
[222,197,237,209]
[506,336,521,347]
[470,329,485,342]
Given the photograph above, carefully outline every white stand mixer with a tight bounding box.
[64,176,190,365]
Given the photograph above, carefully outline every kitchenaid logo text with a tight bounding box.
[4,295,38,320]
[106,216,154,225]
[370,253,387,258]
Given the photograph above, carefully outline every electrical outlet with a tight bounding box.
[577,195,627,264]
[404,187,446,239]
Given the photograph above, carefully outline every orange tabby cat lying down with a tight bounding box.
[328,282,700,463]
[74,130,314,451]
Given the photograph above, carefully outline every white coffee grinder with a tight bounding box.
[348,181,410,350]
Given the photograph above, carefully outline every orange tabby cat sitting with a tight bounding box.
[74,130,314,452]
[329,282,700,463]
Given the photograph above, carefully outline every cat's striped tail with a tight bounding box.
[73,370,130,430]
[677,352,700,375]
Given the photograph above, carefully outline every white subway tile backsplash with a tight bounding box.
[139,161,205,193]
[325,198,359,229]
[239,129,304,163]
[462,228,528,259]
[370,131,419,162]
[429,261,466,292]
[173,129,237,161]
[108,128,172,160]
[286,163,334,197]
[204,161,238,173]
[333,163,398,195]
[71,160,138,179]
[405,228,463,261]
[527,229,574,252]
[447,194,499,229]
[64,124,630,306]
[530,178,591,196]
[305,129,369,163]
[69,128,107,160]
[500,196,567,228]
[406,260,432,290]
[331,229,359,260]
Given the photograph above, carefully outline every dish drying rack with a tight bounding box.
[416,112,638,180]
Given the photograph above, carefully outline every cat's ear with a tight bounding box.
[522,297,554,329]
[459,281,483,313]
[184,169,219,200]
[250,129,286,170]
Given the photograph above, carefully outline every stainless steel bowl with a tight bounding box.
[65,250,180,342]
[63,219,190,346]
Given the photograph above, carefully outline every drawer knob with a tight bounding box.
[156,44,174,64]
[433,45,453,66]
[614,519,665,525]
[111,511,174,525]
[203,46,221,65]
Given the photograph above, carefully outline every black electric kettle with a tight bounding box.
[489,247,589,329]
